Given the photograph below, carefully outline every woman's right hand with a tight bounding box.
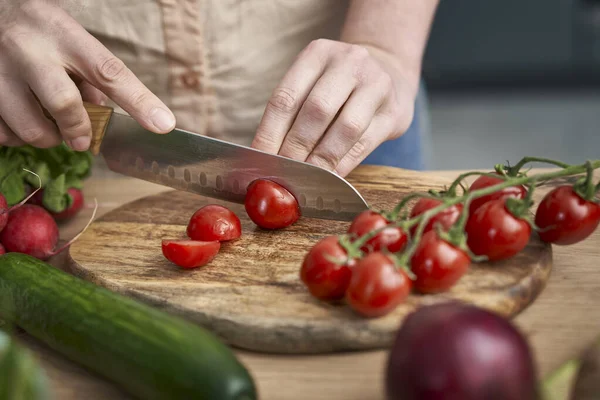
[0,0,176,151]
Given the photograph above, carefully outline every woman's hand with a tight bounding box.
[0,0,175,150]
[252,39,417,177]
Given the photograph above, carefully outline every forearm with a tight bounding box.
[340,0,439,96]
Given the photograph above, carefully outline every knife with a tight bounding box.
[79,102,369,221]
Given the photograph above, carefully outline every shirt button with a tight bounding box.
[181,71,200,88]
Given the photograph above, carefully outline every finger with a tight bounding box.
[334,114,395,177]
[0,77,62,148]
[23,64,93,151]
[305,76,391,170]
[0,118,25,147]
[78,80,108,106]
[59,24,175,133]
[278,63,356,162]
[251,40,331,154]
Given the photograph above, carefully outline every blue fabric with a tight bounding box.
[361,85,428,170]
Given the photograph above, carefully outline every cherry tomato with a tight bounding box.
[469,173,527,214]
[347,210,407,253]
[534,185,600,245]
[244,179,300,229]
[346,252,412,318]
[409,198,463,236]
[300,236,354,301]
[161,240,221,269]
[187,204,242,241]
[410,230,471,293]
[465,199,531,261]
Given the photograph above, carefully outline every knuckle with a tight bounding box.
[304,95,334,121]
[348,44,370,60]
[308,38,330,51]
[311,151,339,170]
[17,127,45,144]
[338,117,365,140]
[286,134,314,154]
[49,89,82,115]
[95,56,129,84]
[347,138,368,161]
[127,89,150,109]
[268,87,299,114]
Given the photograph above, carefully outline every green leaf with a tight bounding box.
[42,174,72,213]
[0,171,26,206]
[24,162,51,188]
[64,171,83,190]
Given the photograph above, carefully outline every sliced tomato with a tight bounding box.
[468,173,527,214]
[465,199,531,261]
[535,185,600,245]
[187,204,242,241]
[347,210,407,253]
[410,230,471,293]
[244,179,300,229]
[345,252,412,318]
[161,240,221,269]
[300,236,354,301]
[409,198,462,236]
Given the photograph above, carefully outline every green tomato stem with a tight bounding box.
[446,171,493,196]
[507,156,571,176]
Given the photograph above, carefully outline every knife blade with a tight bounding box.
[83,103,369,221]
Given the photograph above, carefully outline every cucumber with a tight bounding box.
[0,253,257,400]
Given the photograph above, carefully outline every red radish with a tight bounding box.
[0,243,5,255]
[187,204,242,242]
[162,240,221,269]
[53,188,85,221]
[386,302,539,400]
[0,194,8,233]
[0,200,98,260]
[28,188,85,221]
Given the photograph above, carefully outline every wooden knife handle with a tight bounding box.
[41,101,114,155]
[83,102,113,155]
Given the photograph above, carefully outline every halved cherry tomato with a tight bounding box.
[410,230,471,293]
[346,252,412,318]
[535,185,600,245]
[187,204,242,241]
[300,236,354,301]
[245,179,300,229]
[347,210,407,253]
[465,199,531,261]
[161,240,221,269]
[469,173,527,214]
[409,198,462,236]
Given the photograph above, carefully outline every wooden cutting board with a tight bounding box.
[68,165,552,354]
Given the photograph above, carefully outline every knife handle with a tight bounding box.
[41,101,113,155]
[83,102,113,155]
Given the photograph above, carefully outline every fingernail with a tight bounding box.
[70,136,91,152]
[150,108,176,132]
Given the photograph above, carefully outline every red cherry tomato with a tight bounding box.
[465,199,531,262]
[346,252,412,318]
[347,210,407,253]
[410,231,471,293]
[187,204,242,241]
[409,198,463,236]
[534,185,600,245]
[469,173,527,214]
[300,236,354,301]
[244,179,300,229]
[161,240,220,269]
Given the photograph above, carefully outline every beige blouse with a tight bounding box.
[67,0,349,147]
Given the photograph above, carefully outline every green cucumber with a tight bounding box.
[0,253,257,400]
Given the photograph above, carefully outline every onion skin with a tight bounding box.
[386,302,540,400]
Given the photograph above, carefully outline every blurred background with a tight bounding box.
[423,0,600,170]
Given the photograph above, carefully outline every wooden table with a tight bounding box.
[15,163,600,400]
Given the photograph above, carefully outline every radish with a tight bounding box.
[0,200,98,260]
[0,243,5,255]
[30,187,85,221]
[0,194,8,233]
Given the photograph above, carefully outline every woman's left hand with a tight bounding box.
[251,39,417,177]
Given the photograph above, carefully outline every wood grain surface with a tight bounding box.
[68,165,552,354]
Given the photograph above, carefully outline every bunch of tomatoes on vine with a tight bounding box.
[300,156,600,318]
